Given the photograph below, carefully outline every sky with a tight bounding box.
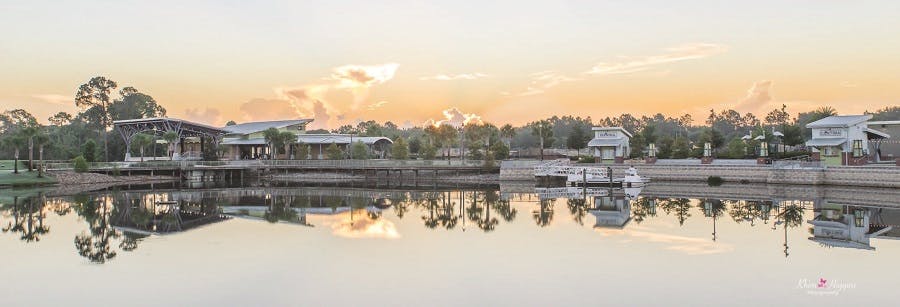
[1,0,899,129]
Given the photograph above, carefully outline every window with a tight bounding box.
[852,140,863,157]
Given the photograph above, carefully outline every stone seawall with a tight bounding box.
[500,160,900,188]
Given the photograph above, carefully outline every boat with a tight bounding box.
[622,166,650,187]
[566,166,650,187]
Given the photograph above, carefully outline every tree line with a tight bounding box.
[2,75,899,164]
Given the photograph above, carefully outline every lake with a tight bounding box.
[2,181,899,306]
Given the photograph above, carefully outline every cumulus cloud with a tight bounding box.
[586,43,728,75]
[310,100,331,130]
[733,80,777,113]
[330,63,399,89]
[424,107,483,127]
[183,107,222,125]
[419,73,489,81]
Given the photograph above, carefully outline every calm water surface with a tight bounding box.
[2,181,899,306]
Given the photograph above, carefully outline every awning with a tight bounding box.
[587,138,625,147]
[865,128,890,139]
[805,138,846,147]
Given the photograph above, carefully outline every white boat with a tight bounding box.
[566,167,610,183]
[566,166,650,187]
[622,166,650,187]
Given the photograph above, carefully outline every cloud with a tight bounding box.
[514,71,580,96]
[424,107,483,127]
[330,63,399,89]
[586,43,728,75]
[419,73,489,81]
[366,100,389,110]
[31,94,72,105]
[238,98,300,122]
[310,100,331,130]
[183,107,222,125]
[249,63,400,128]
[732,80,779,114]
[330,210,400,239]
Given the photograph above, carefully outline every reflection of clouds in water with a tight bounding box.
[595,228,733,255]
[326,210,401,239]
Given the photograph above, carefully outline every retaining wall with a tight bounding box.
[500,160,900,188]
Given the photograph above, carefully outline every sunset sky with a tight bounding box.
[2,0,899,129]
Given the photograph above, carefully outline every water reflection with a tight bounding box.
[3,182,900,264]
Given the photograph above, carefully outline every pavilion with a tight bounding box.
[113,117,226,161]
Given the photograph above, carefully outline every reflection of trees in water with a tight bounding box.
[659,198,691,226]
[727,200,773,226]
[437,192,458,230]
[567,198,588,226]
[422,197,440,229]
[2,195,50,242]
[631,197,657,224]
[533,199,554,227]
[72,194,120,264]
[777,203,805,228]
[264,195,299,223]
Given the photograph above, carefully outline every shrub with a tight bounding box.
[483,151,496,170]
[576,155,594,163]
[420,143,437,160]
[82,140,97,162]
[707,175,724,186]
[73,156,89,173]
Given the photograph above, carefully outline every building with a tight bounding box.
[804,115,890,165]
[115,117,392,161]
[222,119,313,160]
[221,119,393,160]
[587,127,631,164]
[866,120,900,162]
[295,134,393,159]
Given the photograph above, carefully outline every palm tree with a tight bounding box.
[162,131,178,160]
[130,133,153,162]
[279,131,297,159]
[500,124,516,147]
[263,128,281,160]
[33,133,50,178]
[20,126,38,171]
[2,135,26,174]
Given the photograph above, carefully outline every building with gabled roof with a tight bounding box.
[805,115,892,165]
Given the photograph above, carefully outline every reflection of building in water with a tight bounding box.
[112,197,228,236]
[807,203,897,250]
[590,191,632,229]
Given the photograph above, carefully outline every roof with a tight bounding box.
[297,134,393,145]
[591,127,633,138]
[588,137,627,147]
[112,117,226,137]
[806,115,872,128]
[805,138,846,147]
[865,128,891,139]
[223,119,313,135]
[867,120,900,126]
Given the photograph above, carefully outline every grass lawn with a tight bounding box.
[0,160,27,171]
[0,170,58,187]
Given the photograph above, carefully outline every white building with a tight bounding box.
[804,115,890,166]
[587,127,631,164]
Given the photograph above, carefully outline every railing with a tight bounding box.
[261,159,488,168]
[45,159,490,170]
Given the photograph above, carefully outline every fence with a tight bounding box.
[45,159,490,171]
